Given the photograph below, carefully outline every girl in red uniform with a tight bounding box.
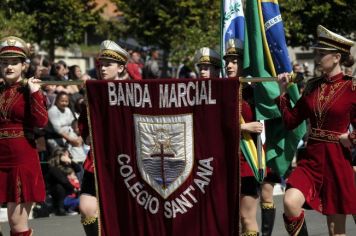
[224,39,264,236]
[277,25,356,236]
[0,36,48,236]
[79,40,130,236]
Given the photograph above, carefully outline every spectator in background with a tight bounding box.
[25,59,44,79]
[47,92,80,153]
[51,60,68,81]
[144,48,161,79]
[127,50,143,80]
[292,63,303,73]
[47,148,81,216]
[64,170,80,213]
[41,75,57,108]
[292,63,306,94]
[303,62,311,78]
[41,58,52,76]
[73,97,85,118]
[68,65,82,81]
[67,120,86,166]
[67,65,84,110]
[50,60,72,93]
[178,57,195,79]
[80,73,91,82]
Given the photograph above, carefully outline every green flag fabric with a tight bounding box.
[242,0,306,176]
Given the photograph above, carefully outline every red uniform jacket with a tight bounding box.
[0,82,48,203]
[276,73,356,214]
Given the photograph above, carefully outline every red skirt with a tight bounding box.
[240,155,254,178]
[0,137,45,203]
[286,140,356,215]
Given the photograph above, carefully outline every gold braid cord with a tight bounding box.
[81,216,98,226]
[241,230,259,236]
[261,202,275,210]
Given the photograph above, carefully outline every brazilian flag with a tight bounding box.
[243,0,306,176]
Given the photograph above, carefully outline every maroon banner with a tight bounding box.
[86,79,240,236]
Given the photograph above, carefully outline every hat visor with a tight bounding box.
[223,53,242,60]
[0,53,26,59]
[97,56,123,63]
[197,61,221,68]
[310,43,338,51]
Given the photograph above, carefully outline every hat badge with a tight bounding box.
[7,39,16,46]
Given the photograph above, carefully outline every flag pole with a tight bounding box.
[239,72,303,83]
[220,0,226,78]
[256,131,264,182]
[21,79,84,86]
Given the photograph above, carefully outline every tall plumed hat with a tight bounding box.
[98,40,129,64]
[0,36,29,59]
[194,47,221,68]
[311,25,354,53]
[223,38,243,59]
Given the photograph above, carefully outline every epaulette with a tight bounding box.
[304,76,324,95]
[343,75,356,91]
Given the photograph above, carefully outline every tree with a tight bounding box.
[0,1,36,39]
[32,0,100,60]
[112,0,220,75]
[0,0,100,60]
[280,0,356,47]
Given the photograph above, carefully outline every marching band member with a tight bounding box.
[0,36,48,236]
[78,40,130,236]
[277,25,356,236]
[224,38,263,236]
[195,47,221,78]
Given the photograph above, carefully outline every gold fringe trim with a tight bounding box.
[241,230,259,236]
[81,215,98,226]
[261,202,275,209]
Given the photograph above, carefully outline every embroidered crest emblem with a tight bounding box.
[7,39,16,46]
[134,114,193,199]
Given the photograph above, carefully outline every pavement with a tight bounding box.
[1,194,356,235]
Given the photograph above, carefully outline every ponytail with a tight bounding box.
[341,53,355,67]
